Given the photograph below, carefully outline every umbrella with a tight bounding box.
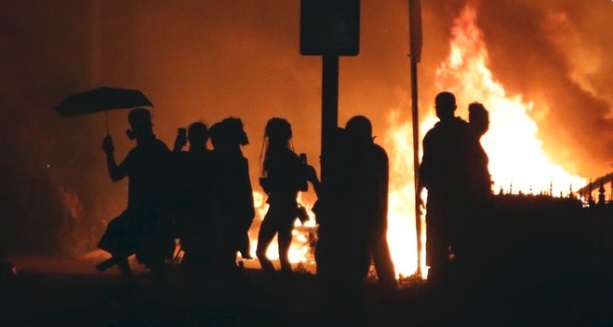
[56,87,153,134]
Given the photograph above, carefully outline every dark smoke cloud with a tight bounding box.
[0,0,610,256]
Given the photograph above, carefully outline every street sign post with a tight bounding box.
[300,0,360,195]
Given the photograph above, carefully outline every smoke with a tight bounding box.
[473,0,613,176]
[0,0,610,256]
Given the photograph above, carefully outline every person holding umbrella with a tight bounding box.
[98,108,174,285]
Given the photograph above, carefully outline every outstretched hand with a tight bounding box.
[102,135,114,154]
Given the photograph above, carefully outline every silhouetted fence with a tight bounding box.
[486,194,612,289]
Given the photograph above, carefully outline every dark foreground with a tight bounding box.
[1,255,613,327]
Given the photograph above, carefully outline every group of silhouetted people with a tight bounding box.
[97,112,251,286]
[96,91,494,319]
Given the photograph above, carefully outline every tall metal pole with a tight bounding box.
[410,55,421,277]
[409,0,423,277]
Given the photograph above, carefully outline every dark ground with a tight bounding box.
[1,255,613,327]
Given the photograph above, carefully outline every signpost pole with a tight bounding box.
[321,55,339,190]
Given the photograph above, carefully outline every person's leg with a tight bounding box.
[426,230,449,289]
[116,256,134,285]
[277,202,299,274]
[278,225,293,273]
[239,232,253,259]
[256,208,279,274]
[371,233,396,287]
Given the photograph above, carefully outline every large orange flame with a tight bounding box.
[384,5,586,279]
[435,5,586,196]
[252,5,587,279]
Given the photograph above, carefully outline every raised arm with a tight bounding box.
[102,135,126,182]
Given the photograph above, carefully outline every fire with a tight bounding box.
[249,191,317,267]
[250,5,586,279]
[383,110,429,279]
[384,5,586,279]
[435,5,586,195]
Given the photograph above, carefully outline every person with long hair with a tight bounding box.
[256,118,308,276]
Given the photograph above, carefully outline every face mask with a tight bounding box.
[126,129,135,140]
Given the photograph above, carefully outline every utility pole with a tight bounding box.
[409,0,423,277]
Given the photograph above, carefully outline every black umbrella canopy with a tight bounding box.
[56,87,153,117]
[56,87,153,134]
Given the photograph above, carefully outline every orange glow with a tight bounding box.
[249,191,316,265]
[435,6,586,196]
[248,5,587,280]
[382,5,586,280]
[383,111,437,279]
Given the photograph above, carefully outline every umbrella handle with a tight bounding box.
[105,110,109,135]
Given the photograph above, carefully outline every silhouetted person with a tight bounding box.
[314,127,348,322]
[256,118,308,276]
[457,102,494,285]
[418,92,475,288]
[467,102,492,200]
[172,122,217,269]
[98,108,174,284]
[315,117,395,322]
[210,118,255,270]
[344,116,396,286]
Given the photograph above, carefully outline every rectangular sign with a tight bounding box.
[300,0,360,56]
